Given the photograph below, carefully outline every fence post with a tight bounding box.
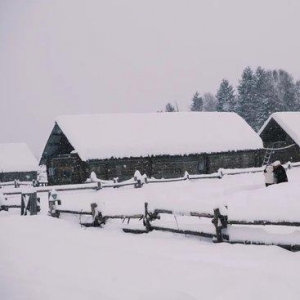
[134,170,144,188]
[48,190,61,218]
[184,171,189,180]
[96,181,102,190]
[213,208,223,243]
[90,203,105,227]
[37,197,41,213]
[134,178,143,188]
[0,193,8,211]
[143,202,152,232]
[218,169,224,179]
[113,177,119,188]
[20,192,38,216]
[29,192,38,215]
[21,194,26,215]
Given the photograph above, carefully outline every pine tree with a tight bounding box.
[269,70,288,112]
[295,80,300,111]
[276,70,297,111]
[216,79,236,112]
[236,67,257,129]
[190,92,203,111]
[165,103,176,112]
[203,93,217,111]
[254,67,274,130]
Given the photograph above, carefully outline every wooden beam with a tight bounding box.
[228,220,300,227]
[227,240,300,252]
[56,209,92,215]
[150,225,219,239]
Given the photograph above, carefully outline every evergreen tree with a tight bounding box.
[216,79,236,112]
[236,67,258,129]
[269,70,289,112]
[276,70,297,111]
[295,80,300,111]
[165,103,176,112]
[190,92,203,111]
[253,67,274,130]
[203,93,217,111]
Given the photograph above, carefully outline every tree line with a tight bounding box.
[165,66,300,131]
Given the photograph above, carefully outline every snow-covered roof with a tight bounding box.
[54,112,263,161]
[258,112,300,146]
[0,143,38,173]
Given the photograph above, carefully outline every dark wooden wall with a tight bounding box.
[46,154,87,185]
[46,149,262,185]
[208,150,263,173]
[260,118,300,163]
[266,145,300,164]
[89,150,262,181]
[0,171,37,182]
[88,158,151,181]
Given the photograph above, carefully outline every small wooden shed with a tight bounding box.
[40,112,263,185]
[259,112,300,163]
[0,143,38,182]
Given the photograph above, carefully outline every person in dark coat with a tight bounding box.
[272,160,288,184]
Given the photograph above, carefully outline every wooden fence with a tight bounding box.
[3,185,299,251]
[0,191,40,215]
[222,216,300,251]
[3,161,300,252]
[0,161,298,196]
[47,194,300,252]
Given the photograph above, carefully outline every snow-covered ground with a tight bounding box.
[1,168,300,299]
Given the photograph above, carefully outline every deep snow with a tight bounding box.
[1,167,300,299]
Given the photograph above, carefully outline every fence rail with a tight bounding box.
[46,196,300,252]
[4,183,300,252]
[1,160,299,196]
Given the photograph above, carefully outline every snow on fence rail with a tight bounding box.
[47,194,300,252]
[0,179,43,188]
[1,160,299,196]
[222,215,300,251]
[0,167,252,195]
[0,170,219,195]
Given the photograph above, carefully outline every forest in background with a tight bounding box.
[165,67,300,131]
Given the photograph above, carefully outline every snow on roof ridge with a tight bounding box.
[0,143,38,172]
[55,112,263,161]
[272,112,300,146]
[259,112,300,146]
[258,115,272,135]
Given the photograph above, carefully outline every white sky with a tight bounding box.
[1,0,300,157]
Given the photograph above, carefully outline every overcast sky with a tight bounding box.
[1,0,300,158]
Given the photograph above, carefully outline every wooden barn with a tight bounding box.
[259,112,300,163]
[40,112,264,185]
[0,143,38,182]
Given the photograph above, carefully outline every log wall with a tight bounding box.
[0,171,37,182]
[46,149,263,184]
